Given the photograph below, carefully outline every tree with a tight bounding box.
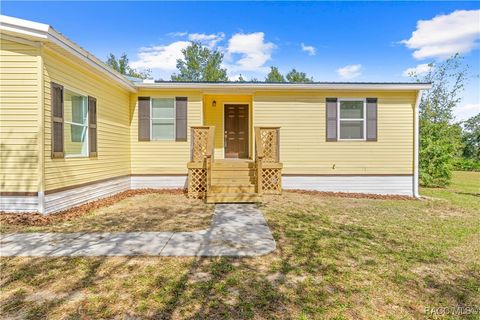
[237,74,246,82]
[106,53,151,79]
[410,54,468,186]
[414,55,468,124]
[171,42,228,82]
[286,68,313,83]
[461,113,480,161]
[265,66,285,82]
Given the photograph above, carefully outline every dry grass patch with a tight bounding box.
[1,190,214,233]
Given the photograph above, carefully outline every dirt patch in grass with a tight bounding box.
[1,189,214,233]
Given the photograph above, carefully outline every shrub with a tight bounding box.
[419,121,462,187]
[454,158,480,172]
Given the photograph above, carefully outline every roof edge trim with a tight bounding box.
[137,82,432,91]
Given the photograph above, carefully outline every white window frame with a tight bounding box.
[337,98,366,141]
[150,97,176,141]
[63,88,89,158]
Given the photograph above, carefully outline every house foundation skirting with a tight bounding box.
[0,195,39,213]
[1,175,188,214]
[1,174,413,214]
[44,177,131,214]
[282,175,414,196]
[130,175,187,190]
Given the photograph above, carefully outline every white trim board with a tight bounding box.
[139,82,432,91]
[413,90,423,198]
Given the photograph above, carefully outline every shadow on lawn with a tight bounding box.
[1,256,135,318]
[150,257,287,319]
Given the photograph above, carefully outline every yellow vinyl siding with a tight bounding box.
[43,46,131,191]
[253,91,415,175]
[0,38,40,193]
[203,94,253,159]
[130,90,202,174]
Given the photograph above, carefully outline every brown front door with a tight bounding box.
[224,104,249,158]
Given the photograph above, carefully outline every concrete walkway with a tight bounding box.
[0,204,276,257]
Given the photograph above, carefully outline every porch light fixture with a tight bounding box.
[212,100,217,108]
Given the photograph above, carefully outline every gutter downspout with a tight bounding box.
[413,90,423,198]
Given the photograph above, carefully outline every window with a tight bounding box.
[64,89,88,156]
[151,98,175,140]
[338,100,365,140]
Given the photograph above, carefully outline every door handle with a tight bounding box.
[224,131,227,148]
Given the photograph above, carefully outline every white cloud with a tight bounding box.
[402,63,434,77]
[226,32,276,72]
[336,64,362,79]
[401,9,480,60]
[131,31,275,78]
[168,32,188,37]
[188,32,225,48]
[456,103,480,121]
[301,43,316,56]
[130,41,190,71]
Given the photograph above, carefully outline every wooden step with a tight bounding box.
[206,193,261,203]
[211,177,256,185]
[210,185,256,193]
[212,162,255,169]
[211,170,255,177]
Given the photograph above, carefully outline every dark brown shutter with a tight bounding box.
[366,98,378,141]
[88,96,98,157]
[138,97,151,141]
[175,97,188,141]
[326,98,338,141]
[51,82,64,158]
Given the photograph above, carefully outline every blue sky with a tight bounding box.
[3,1,479,120]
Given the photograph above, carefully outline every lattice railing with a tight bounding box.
[190,126,211,162]
[255,127,282,195]
[188,126,215,199]
[258,128,280,162]
[188,167,207,198]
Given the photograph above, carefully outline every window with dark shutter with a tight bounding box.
[366,98,378,141]
[326,98,338,141]
[51,82,64,158]
[175,97,188,141]
[88,96,98,156]
[138,97,151,141]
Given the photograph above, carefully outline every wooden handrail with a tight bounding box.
[254,127,264,159]
[204,126,215,195]
[254,127,264,195]
[205,126,215,159]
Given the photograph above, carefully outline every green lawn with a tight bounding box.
[1,171,479,319]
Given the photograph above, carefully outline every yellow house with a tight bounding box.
[0,15,431,214]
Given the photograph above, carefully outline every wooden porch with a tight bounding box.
[187,126,283,203]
